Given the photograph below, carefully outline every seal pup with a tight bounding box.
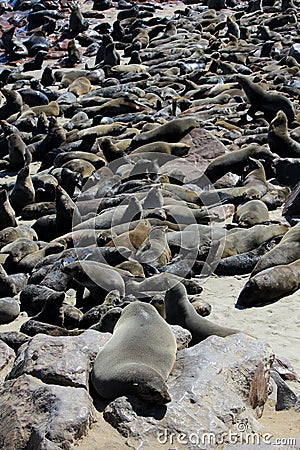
[237,259,300,307]
[0,190,16,230]
[268,110,300,158]
[9,165,35,213]
[234,200,269,227]
[165,282,238,346]
[91,301,176,404]
[236,75,295,123]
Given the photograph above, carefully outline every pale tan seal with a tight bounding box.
[91,301,176,404]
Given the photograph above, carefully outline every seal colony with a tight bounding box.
[0,0,299,425]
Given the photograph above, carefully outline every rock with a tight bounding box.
[0,331,29,352]
[161,128,226,184]
[103,333,273,449]
[270,370,298,411]
[0,340,15,383]
[0,374,96,449]
[0,297,20,323]
[169,325,192,350]
[8,330,111,389]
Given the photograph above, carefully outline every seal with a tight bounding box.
[90,301,177,404]
[68,77,91,97]
[0,189,16,230]
[215,237,280,275]
[0,225,37,250]
[9,165,35,213]
[165,282,238,346]
[91,307,122,333]
[0,264,28,297]
[251,222,300,276]
[130,117,198,149]
[105,219,151,250]
[7,132,32,170]
[236,75,295,123]
[219,223,289,258]
[62,261,126,299]
[129,141,190,156]
[237,259,300,307]
[2,237,39,272]
[233,199,269,227]
[0,89,23,120]
[268,110,300,158]
[135,226,171,268]
[32,292,65,326]
[200,143,275,184]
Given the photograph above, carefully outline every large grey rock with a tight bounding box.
[8,330,111,389]
[0,297,20,324]
[103,333,273,449]
[0,374,96,450]
[0,340,15,383]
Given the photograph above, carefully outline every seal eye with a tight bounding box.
[132,382,139,386]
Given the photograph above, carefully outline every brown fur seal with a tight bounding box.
[251,222,300,276]
[30,101,60,117]
[135,226,171,268]
[130,118,198,149]
[268,110,300,158]
[2,238,39,272]
[0,265,28,296]
[7,133,32,170]
[0,225,37,250]
[9,165,35,213]
[202,143,275,184]
[105,219,151,250]
[0,89,23,120]
[91,301,176,404]
[237,259,300,307]
[220,223,289,258]
[0,190,16,230]
[236,75,295,123]
[62,261,126,299]
[234,199,269,227]
[68,77,91,97]
[165,282,238,346]
[129,141,190,156]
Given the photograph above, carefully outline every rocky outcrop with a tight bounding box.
[0,339,15,383]
[103,333,273,449]
[8,330,111,388]
[0,374,96,450]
